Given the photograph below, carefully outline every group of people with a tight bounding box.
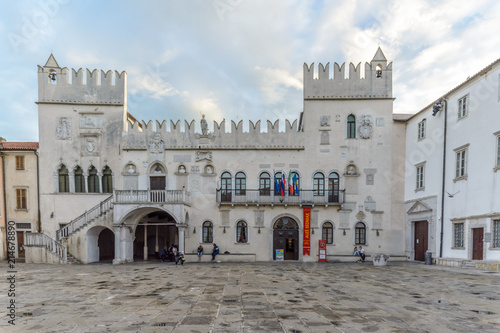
[353,246,366,262]
[197,243,219,261]
[159,245,179,262]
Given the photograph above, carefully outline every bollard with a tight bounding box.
[425,251,433,265]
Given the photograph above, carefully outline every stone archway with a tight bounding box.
[273,216,299,260]
[87,226,115,263]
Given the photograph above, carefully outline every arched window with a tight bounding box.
[235,172,246,196]
[58,164,69,193]
[236,221,248,243]
[259,172,271,196]
[221,172,232,202]
[102,166,113,193]
[202,221,213,243]
[328,172,340,203]
[88,166,99,193]
[355,222,366,245]
[313,172,324,196]
[347,115,356,139]
[322,222,333,244]
[290,172,300,196]
[376,64,382,78]
[74,166,84,193]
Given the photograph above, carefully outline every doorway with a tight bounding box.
[98,228,115,261]
[17,231,25,258]
[472,228,483,260]
[414,221,428,261]
[273,216,299,260]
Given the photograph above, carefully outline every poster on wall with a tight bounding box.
[276,249,284,261]
[303,207,311,255]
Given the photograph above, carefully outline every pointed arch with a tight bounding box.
[58,164,69,193]
[347,114,356,138]
[102,165,113,193]
[88,165,100,193]
[74,165,85,193]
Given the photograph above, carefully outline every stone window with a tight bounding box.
[220,172,232,202]
[328,172,340,202]
[74,166,85,193]
[16,188,27,210]
[322,222,333,244]
[236,221,248,243]
[455,147,468,179]
[355,222,366,245]
[493,220,500,248]
[15,155,25,170]
[235,172,246,196]
[418,119,426,140]
[458,95,468,119]
[58,164,69,193]
[313,172,325,196]
[347,115,356,139]
[259,172,271,196]
[453,222,464,248]
[102,166,113,193]
[202,221,213,243]
[88,166,100,193]
[416,163,425,190]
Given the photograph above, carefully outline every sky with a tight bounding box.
[1,0,499,141]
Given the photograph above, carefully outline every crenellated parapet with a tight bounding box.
[37,54,126,105]
[304,47,392,99]
[123,118,303,150]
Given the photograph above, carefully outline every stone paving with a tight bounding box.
[2,260,500,332]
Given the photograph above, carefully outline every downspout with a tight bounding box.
[439,99,448,258]
[35,151,41,233]
[1,153,8,260]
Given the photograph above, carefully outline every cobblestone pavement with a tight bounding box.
[2,261,500,332]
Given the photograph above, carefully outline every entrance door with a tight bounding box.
[150,176,165,190]
[273,230,299,260]
[17,231,25,258]
[472,228,484,260]
[414,221,428,261]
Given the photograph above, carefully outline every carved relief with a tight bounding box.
[56,117,71,140]
[200,114,208,135]
[320,131,329,145]
[358,114,373,139]
[345,164,358,175]
[320,116,331,126]
[149,133,165,153]
[196,151,212,162]
[81,135,99,156]
[356,210,366,221]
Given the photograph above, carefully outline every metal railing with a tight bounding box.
[25,232,67,262]
[114,189,191,205]
[56,195,113,240]
[216,189,344,206]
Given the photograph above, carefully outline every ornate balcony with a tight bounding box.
[216,189,344,207]
[114,189,191,206]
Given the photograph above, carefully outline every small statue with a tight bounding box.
[200,114,208,135]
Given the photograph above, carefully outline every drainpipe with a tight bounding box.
[35,151,41,233]
[439,99,448,258]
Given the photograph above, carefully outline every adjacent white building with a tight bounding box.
[404,58,500,264]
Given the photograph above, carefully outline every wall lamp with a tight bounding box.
[343,229,346,236]
[193,227,196,234]
[223,227,226,233]
[376,229,380,236]
[311,228,314,234]
[258,227,261,234]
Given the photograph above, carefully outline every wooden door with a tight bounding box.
[150,176,165,190]
[414,221,428,261]
[17,231,25,258]
[273,230,298,260]
[472,228,483,260]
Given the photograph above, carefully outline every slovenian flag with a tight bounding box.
[274,170,280,194]
[292,172,299,195]
[288,170,293,195]
[281,171,286,196]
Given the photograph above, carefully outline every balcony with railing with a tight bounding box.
[113,189,191,206]
[216,189,344,207]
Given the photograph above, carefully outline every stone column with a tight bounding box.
[112,226,121,265]
[155,225,159,253]
[178,225,185,253]
[143,224,148,261]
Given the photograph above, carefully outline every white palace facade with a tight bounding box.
[14,48,499,267]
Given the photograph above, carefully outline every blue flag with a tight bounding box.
[292,172,299,194]
[274,170,279,194]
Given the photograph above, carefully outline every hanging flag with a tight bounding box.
[280,170,286,196]
[288,170,293,195]
[274,170,279,194]
[293,172,299,195]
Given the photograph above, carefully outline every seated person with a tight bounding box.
[353,246,359,256]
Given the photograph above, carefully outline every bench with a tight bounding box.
[184,252,256,263]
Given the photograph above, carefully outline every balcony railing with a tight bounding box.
[114,189,191,205]
[216,189,344,206]
[25,232,67,262]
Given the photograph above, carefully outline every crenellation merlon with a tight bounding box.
[38,54,126,105]
[304,47,392,99]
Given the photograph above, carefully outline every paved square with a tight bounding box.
[2,261,500,332]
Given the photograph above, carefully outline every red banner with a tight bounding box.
[303,207,311,255]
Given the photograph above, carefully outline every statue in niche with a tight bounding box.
[149,133,165,153]
[205,165,213,174]
[347,165,356,175]
[127,165,135,173]
[358,115,373,139]
[179,165,186,173]
[200,114,208,135]
[56,118,71,140]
